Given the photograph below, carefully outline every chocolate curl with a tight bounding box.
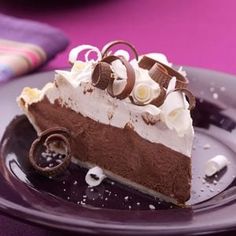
[149,63,171,88]
[167,88,196,110]
[91,62,113,90]
[101,40,139,61]
[129,86,166,108]
[139,56,189,89]
[150,86,167,107]
[102,55,135,100]
[138,55,156,70]
[68,45,102,64]
[29,127,72,177]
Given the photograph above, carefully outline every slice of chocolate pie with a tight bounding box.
[17,41,195,205]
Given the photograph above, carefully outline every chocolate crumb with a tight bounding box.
[124,196,129,201]
[203,144,211,149]
[141,113,156,125]
[220,86,226,92]
[213,93,218,99]
[87,88,94,93]
[107,111,114,120]
[124,122,134,130]
[149,204,156,210]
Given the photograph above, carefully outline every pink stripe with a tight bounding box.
[0,45,42,67]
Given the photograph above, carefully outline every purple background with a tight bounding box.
[2,0,236,76]
[1,0,236,235]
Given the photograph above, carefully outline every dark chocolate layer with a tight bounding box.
[29,98,191,204]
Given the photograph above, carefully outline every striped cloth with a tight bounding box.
[0,14,69,83]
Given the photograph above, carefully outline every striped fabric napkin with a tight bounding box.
[0,14,69,83]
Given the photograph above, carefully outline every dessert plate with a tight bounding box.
[0,67,236,235]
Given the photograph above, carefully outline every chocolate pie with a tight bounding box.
[17,41,195,205]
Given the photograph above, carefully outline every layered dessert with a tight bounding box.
[17,41,195,205]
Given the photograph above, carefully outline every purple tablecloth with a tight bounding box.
[1,0,236,235]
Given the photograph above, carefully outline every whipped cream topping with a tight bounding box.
[18,44,194,157]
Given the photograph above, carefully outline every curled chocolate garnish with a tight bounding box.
[129,83,166,107]
[102,55,135,100]
[29,127,72,177]
[150,86,167,107]
[139,56,189,89]
[69,45,102,64]
[149,63,171,88]
[138,55,157,70]
[91,62,113,90]
[132,83,153,105]
[85,166,106,187]
[167,88,196,110]
[101,40,139,61]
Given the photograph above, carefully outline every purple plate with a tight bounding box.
[0,67,236,235]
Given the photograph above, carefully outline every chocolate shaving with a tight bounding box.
[91,62,113,89]
[150,86,167,107]
[149,63,171,88]
[138,55,157,70]
[101,40,139,61]
[139,56,189,89]
[129,86,166,108]
[124,122,134,130]
[102,55,135,99]
[167,88,196,110]
[29,127,72,177]
[92,42,194,110]
[141,112,159,125]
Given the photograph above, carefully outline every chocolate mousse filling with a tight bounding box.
[28,97,191,204]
